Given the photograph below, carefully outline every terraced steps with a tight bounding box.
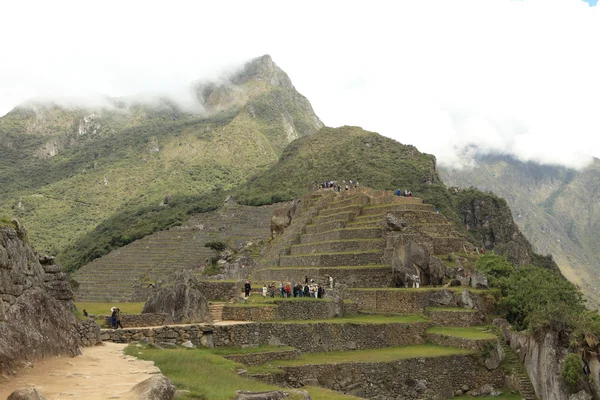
[300,227,383,244]
[280,251,383,267]
[252,265,393,288]
[494,330,538,400]
[209,302,226,322]
[289,239,385,255]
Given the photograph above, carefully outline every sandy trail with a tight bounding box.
[0,342,160,399]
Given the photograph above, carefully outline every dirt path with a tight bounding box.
[0,343,160,399]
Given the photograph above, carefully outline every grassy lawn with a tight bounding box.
[74,301,145,316]
[246,345,474,374]
[209,345,295,356]
[276,314,428,324]
[125,345,363,400]
[427,306,477,312]
[427,326,496,339]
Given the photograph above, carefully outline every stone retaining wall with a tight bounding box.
[427,310,485,327]
[346,288,491,316]
[224,349,301,366]
[212,321,430,352]
[346,289,430,313]
[100,320,429,352]
[100,313,170,328]
[222,301,359,322]
[252,267,393,288]
[426,332,496,351]
[197,281,240,301]
[101,324,215,348]
[77,319,102,346]
[222,305,276,321]
[255,355,505,399]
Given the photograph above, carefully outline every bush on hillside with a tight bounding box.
[561,353,584,392]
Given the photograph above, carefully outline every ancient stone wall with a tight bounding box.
[346,288,490,316]
[101,313,170,328]
[197,281,240,301]
[101,320,429,352]
[222,305,276,322]
[77,319,102,346]
[256,356,505,399]
[252,266,394,288]
[224,349,300,366]
[101,324,215,348]
[212,321,430,352]
[346,289,430,313]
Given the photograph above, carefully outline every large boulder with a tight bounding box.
[130,375,176,400]
[0,223,80,374]
[7,388,46,400]
[270,200,300,239]
[142,270,211,324]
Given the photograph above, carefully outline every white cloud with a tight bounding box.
[1,0,599,168]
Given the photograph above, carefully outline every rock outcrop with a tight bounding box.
[142,270,211,324]
[0,221,80,374]
[130,375,176,400]
[7,387,46,400]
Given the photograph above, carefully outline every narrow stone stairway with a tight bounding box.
[209,302,226,322]
[495,331,538,400]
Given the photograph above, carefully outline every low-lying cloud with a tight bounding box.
[1,0,599,169]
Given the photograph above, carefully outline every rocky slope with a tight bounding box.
[441,155,600,307]
[0,220,80,374]
[0,55,322,260]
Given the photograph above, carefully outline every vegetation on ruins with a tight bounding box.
[561,353,585,392]
[475,253,600,347]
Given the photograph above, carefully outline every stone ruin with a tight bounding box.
[0,220,81,375]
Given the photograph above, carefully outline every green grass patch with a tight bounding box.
[246,344,473,374]
[348,287,492,294]
[427,326,496,339]
[276,314,427,324]
[74,301,145,316]
[124,345,304,400]
[427,307,477,313]
[208,345,295,356]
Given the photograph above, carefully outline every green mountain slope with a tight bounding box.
[0,55,323,258]
[441,155,600,307]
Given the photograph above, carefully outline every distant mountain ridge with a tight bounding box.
[441,154,600,307]
[0,55,323,258]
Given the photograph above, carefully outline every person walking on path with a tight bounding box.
[262,284,268,298]
[329,276,334,289]
[110,307,117,329]
[244,280,251,298]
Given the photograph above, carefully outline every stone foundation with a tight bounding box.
[197,281,240,301]
[77,319,102,346]
[255,355,505,399]
[222,305,277,321]
[212,321,430,352]
[101,324,215,348]
[346,289,430,313]
[252,266,394,288]
[100,313,170,328]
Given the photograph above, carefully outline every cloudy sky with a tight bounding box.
[1,0,599,168]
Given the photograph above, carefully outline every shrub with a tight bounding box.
[205,240,227,254]
[561,353,584,392]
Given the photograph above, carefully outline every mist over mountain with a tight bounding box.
[0,55,322,258]
[441,154,600,307]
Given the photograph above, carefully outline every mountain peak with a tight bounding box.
[231,54,293,89]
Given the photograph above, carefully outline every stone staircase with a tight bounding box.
[73,202,280,302]
[495,330,539,400]
[253,188,470,287]
[209,302,226,323]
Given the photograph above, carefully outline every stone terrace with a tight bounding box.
[73,202,280,302]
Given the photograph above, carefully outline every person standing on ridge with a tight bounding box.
[244,280,251,298]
